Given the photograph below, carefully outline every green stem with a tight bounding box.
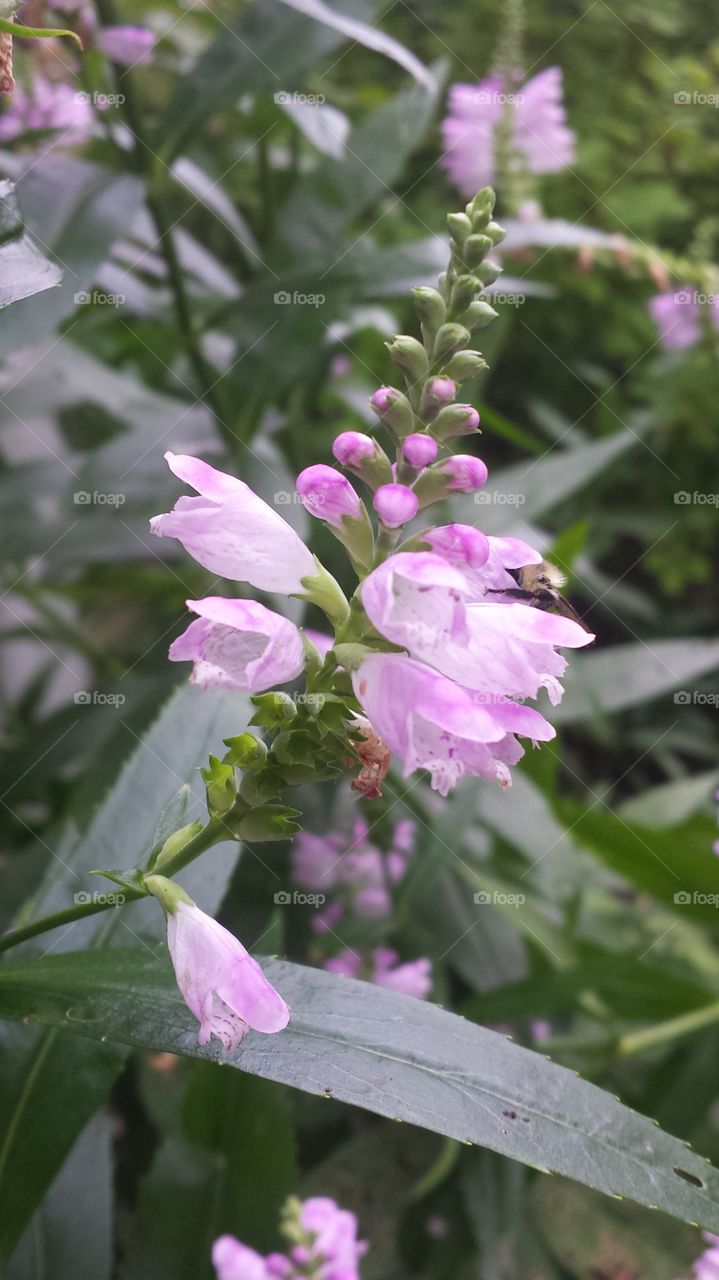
[92,0,233,451]
[618,1001,719,1058]
[0,892,144,956]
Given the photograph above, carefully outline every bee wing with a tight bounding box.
[553,594,594,637]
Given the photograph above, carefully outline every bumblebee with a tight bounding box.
[487,559,594,636]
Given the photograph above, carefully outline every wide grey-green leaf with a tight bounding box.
[275,0,434,88]
[451,430,637,535]
[0,156,142,356]
[555,638,719,723]
[2,948,719,1231]
[0,686,252,1265]
[0,179,62,309]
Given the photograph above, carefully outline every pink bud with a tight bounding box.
[425,376,456,404]
[438,454,488,492]
[332,431,376,467]
[370,386,401,414]
[296,464,362,527]
[402,434,438,468]
[456,405,480,431]
[373,483,419,528]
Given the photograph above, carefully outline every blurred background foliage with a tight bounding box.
[1,0,719,1276]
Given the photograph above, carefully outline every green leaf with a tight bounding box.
[274,0,434,88]
[5,1114,112,1280]
[0,17,82,45]
[0,180,62,309]
[555,638,719,723]
[0,686,253,1265]
[2,948,719,1231]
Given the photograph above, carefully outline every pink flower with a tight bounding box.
[648,289,719,350]
[437,454,488,493]
[299,1197,367,1280]
[168,597,305,692]
[353,652,555,795]
[296,465,363,527]
[164,900,290,1052]
[151,453,315,593]
[332,432,376,467]
[97,24,155,65]
[442,68,575,199]
[373,483,419,528]
[292,830,342,889]
[371,948,432,998]
[693,1234,719,1280]
[423,526,539,595]
[402,434,439,468]
[361,551,592,705]
[212,1237,274,1280]
[0,77,94,143]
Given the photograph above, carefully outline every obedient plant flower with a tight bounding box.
[213,1196,366,1280]
[691,1233,719,1280]
[325,947,432,999]
[648,288,719,350]
[0,77,93,142]
[146,877,290,1053]
[151,452,316,593]
[296,464,363,526]
[293,818,416,921]
[402,434,439,468]
[353,652,555,794]
[97,24,155,65]
[169,597,305,692]
[442,67,575,199]
[373,483,418,528]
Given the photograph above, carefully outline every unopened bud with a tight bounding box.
[447,211,472,245]
[373,483,419,529]
[296,465,373,565]
[200,756,237,816]
[461,299,499,330]
[477,260,501,286]
[432,403,480,440]
[386,335,429,382]
[449,274,478,313]
[433,322,471,361]
[460,234,493,269]
[412,453,488,506]
[369,385,415,437]
[402,434,439,467]
[467,186,495,224]
[223,733,268,769]
[332,431,393,489]
[486,220,507,245]
[413,286,446,333]
[444,349,488,381]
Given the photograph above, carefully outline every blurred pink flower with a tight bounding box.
[325,947,432,999]
[169,597,304,692]
[166,901,289,1052]
[213,1237,275,1280]
[97,24,155,65]
[441,67,575,199]
[648,288,719,350]
[0,77,93,143]
[692,1233,719,1280]
[299,1197,367,1280]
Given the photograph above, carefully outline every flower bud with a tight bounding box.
[449,274,478,313]
[200,756,238,816]
[467,186,495,224]
[447,211,472,245]
[433,323,471,361]
[418,375,457,421]
[223,733,268,768]
[460,234,494,268]
[153,821,204,872]
[250,691,297,727]
[487,220,507,245]
[402,434,439,468]
[386,335,429,382]
[369,385,415,437]
[296,464,362,528]
[233,804,302,843]
[413,286,446,332]
[461,299,498,330]
[443,349,488,381]
[332,431,393,489]
[438,454,488,492]
[432,403,480,439]
[373,483,419,529]
[477,260,501,286]
[412,453,488,506]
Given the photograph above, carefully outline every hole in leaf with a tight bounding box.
[672,1166,704,1188]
